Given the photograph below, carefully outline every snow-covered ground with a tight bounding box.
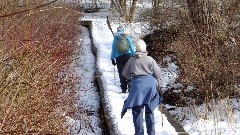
[76,17,178,135]
[67,6,240,135]
[67,26,104,135]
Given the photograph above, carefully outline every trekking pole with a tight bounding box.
[160,104,164,128]
[114,65,116,84]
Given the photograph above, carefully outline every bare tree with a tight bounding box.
[111,0,138,23]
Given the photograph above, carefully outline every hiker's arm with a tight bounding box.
[126,36,135,55]
[111,37,117,60]
[152,58,161,79]
[151,58,162,91]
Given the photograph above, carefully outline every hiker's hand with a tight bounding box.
[111,59,116,66]
[157,85,161,91]
[157,85,163,96]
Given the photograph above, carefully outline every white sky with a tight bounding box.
[66,8,240,135]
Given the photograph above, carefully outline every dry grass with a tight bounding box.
[140,0,240,106]
[0,1,82,134]
[139,1,240,132]
[171,0,240,101]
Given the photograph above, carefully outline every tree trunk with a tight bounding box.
[111,0,139,23]
[128,0,138,23]
[186,0,208,32]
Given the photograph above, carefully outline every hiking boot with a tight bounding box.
[122,90,127,93]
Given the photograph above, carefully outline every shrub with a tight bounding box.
[142,0,240,106]
[0,1,81,134]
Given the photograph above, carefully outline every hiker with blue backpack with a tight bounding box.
[111,25,135,93]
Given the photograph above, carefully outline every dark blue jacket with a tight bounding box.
[121,75,162,118]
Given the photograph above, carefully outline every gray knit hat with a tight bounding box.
[136,40,147,52]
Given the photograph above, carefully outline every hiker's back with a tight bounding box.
[115,34,130,53]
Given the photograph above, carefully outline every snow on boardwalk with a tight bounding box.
[88,19,178,135]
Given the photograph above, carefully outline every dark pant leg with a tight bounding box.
[116,61,127,92]
[145,106,155,135]
[116,53,132,92]
[132,106,144,135]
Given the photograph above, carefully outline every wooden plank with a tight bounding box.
[160,105,189,134]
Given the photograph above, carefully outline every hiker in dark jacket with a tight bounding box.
[111,25,135,93]
[121,40,162,135]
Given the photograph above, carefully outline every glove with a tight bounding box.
[111,59,116,66]
[157,85,161,91]
[157,86,163,97]
[157,80,163,96]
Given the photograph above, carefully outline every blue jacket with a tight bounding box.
[121,75,162,118]
[111,30,135,59]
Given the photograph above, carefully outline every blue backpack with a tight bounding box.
[116,34,130,53]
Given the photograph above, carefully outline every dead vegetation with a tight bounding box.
[0,1,82,134]
[140,0,240,106]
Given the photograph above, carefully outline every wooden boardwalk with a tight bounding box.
[82,19,190,135]
[160,105,189,135]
